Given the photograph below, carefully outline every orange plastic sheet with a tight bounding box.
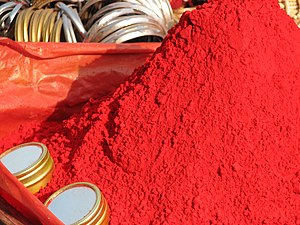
[0,37,159,138]
[0,38,159,224]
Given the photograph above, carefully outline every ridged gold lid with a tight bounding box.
[44,182,110,225]
[0,142,54,194]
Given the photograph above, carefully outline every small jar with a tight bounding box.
[0,142,54,194]
[44,182,110,225]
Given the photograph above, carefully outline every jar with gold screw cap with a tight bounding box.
[0,142,54,194]
[44,182,110,225]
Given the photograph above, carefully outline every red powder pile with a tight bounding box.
[1,0,300,224]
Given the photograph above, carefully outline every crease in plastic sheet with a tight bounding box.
[0,37,159,138]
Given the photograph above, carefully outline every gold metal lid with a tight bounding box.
[44,182,110,225]
[0,142,54,194]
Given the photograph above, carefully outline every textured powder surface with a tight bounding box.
[1,0,300,224]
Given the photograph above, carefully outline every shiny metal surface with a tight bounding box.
[87,14,165,42]
[62,12,77,42]
[0,11,9,29]
[43,9,57,41]
[36,9,48,41]
[85,2,164,30]
[121,0,163,20]
[83,0,174,43]
[23,8,34,41]
[51,15,63,42]
[5,3,23,30]
[15,8,24,41]
[102,23,164,43]
[62,13,71,42]
[29,9,42,41]
[161,0,174,29]
[69,9,77,42]
[41,9,50,40]
[0,2,17,16]
[84,7,135,41]
[56,2,86,38]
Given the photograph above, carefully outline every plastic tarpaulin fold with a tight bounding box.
[0,37,159,138]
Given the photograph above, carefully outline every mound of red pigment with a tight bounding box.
[1,0,300,224]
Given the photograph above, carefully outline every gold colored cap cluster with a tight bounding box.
[15,8,60,42]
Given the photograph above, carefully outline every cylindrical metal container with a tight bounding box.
[0,142,54,194]
[44,182,110,225]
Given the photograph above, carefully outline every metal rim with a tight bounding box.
[44,182,103,225]
[0,142,48,176]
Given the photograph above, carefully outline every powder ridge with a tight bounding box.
[1,0,300,224]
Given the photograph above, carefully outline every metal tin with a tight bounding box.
[44,182,110,225]
[0,142,54,194]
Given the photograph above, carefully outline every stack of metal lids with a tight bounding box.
[0,0,174,43]
[1,0,298,43]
